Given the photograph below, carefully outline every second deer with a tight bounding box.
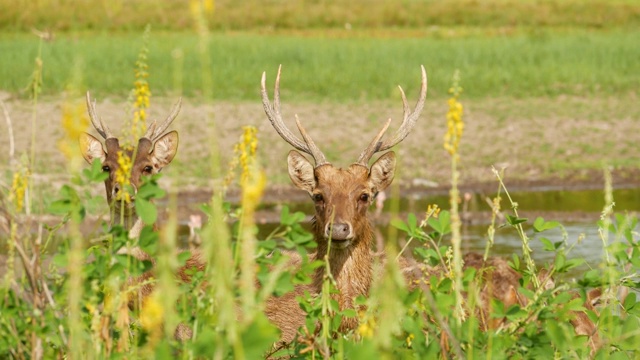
[79,93,202,308]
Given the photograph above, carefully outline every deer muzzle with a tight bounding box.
[112,183,138,209]
[325,222,353,248]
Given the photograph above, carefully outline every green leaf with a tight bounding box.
[623,292,637,311]
[154,341,173,360]
[554,252,566,272]
[391,218,409,232]
[177,251,192,266]
[241,312,279,359]
[506,214,527,226]
[84,158,108,182]
[533,217,560,232]
[135,197,157,224]
[427,210,451,236]
[139,225,158,250]
[137,181,166,200]
[539,237,556,251]
[407,213,418,233]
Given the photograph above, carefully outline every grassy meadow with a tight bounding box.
[1,1,640,359]
[1,30,639,100]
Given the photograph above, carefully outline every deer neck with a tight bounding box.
[312,218,374,307]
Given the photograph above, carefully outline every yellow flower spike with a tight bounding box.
[426,204,440,219]
[59,101,89,166]
[114,151,133,203]
[140,293,165,332]
[444,70,464,156]
[9,166,29,213]
[357,316,376,339]
[126,25,152,143]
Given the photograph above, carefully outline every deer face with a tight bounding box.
[261,65,426,248]
[79,132,179,213]
[79,92,181,221]
[288,150,396,249]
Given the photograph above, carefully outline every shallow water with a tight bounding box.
[252,186,640,279]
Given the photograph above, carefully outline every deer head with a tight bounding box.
[79,92,180,227]
[261,65,427,252]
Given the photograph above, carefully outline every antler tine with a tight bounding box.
[377,65,427,152]
[147,97,182,141]
[261,65,328,166]
[355,118,392,166]
[295,115,327,166]
[143,120,158,140]
[85,91,113,139]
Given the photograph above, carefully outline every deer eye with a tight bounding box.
[143,165,153,174]
[359,193,369,202]
[102,165,110,172]
[313,193,324,203]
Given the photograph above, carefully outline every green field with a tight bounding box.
[1,29,639,101]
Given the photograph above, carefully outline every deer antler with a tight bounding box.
[86,92,114,139]
[355,65,427,166]
[261,65,328,167]
[143,98,182,142]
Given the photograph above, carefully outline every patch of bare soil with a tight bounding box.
[0,95,638,229]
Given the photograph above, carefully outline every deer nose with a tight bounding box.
[325,222,352,241]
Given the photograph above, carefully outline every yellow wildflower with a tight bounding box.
[114,150,133,203]
[9,166,29,213]
[357,315,376,339]
[443,70,464,156]
[224,126,259,191]
[58,101,89,168]
[125,25,151,143]
[242,127,258,180]
[406,333,415,347]
[140,293,165,332]
[190,0,215,17]
[426,204,440,219]
[241,170,266,213]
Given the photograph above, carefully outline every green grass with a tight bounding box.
[2,0,640,32]
[1,29,639,101]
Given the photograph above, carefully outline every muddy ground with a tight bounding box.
[0,93,638,231]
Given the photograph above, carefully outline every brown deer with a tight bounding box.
[80,92,180,239]
[80,92,204,296]
[260,65,428,345]
[260,67,601,354]
[80,92,204,340]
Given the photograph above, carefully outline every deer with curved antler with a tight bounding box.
[260,65,428,345]
[80,92,181,239]
[260,66,601,354]
[79,93,201,299]
[79,93,207,340]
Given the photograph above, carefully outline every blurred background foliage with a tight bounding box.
[1,0,639,32]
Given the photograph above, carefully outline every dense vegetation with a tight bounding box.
[1,1,639,359]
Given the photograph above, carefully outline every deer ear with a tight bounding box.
[369,151,396,192]
[151,131,179,168]
[79,133,106,164]
[287,150,316,193]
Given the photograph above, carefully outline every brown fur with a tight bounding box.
[80,132,178,234]
[80,101,193,339]
[264,153,395,345]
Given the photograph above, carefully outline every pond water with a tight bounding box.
[3,186,638,280]
[250,186,640,279]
